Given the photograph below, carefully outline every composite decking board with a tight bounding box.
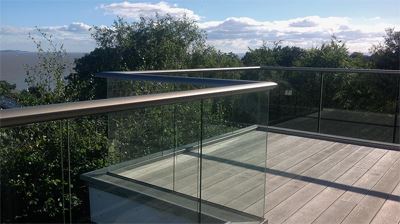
[242,142,356,215]
[248,145,368,215]
[105,132,399,224]
[165,133,296,194]
[165,132,268,186]
[263,146,385,224]
[265,148,383,224]
[341,155,400,224]
[131,131,268,189]
[118,131,267,180]
[265,135,314,159]
[115,131,333,217]
[124,135,334,218]
[370,180,400,224]
[311,150,400,224]
[332,152,399,204]
[198,137,330,200]
[121,132,303,196]
[242,143,358,215]
[191,134,310,187]
[115,131,273,178]
[264,143,350,195]
[267,139,333,170]
[282,148,400,224]
[208,140,340,208]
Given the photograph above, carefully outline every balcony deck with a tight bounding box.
[110,130,400,224]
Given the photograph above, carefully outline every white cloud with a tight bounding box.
[100,1,200,20]
[199,16,398,53]
[289,19,318,28]
[1,11,398,54]
[0,22,95,52]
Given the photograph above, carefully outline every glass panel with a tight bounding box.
[240,69,320,132]
[66,116,108,223]
[106,76,204,99]
[107,78,176,98]
[172,101,202,220]
[396,77,400,144]
[173,101,201,193]
[0,121,68,223]
[320,73,398,143]
[200,92,268,221]
[106,105,175,190]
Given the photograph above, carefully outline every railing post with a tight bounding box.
[317,73,324,133]
[393,77,400,143]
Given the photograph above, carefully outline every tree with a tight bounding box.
[349,52,372,68]
[297,37,350,68]
[20,29,70,105]
[242,42,305,67]
[1,30,108,223]
[0,81,16,96]
[371,28,400,70]
[67,16,207,100]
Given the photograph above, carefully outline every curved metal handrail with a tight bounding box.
[0,81,276,128]
[100,66,400,75]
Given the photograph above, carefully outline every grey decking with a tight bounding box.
[111,131,400,224]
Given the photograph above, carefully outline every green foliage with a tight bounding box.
[0,29,109,223]
[241,35,399,124]
[243,42,306,66]
[0,80,16,96]
[190,46,242,68]
[349,52,372,68]
[67,16,207,100]
[371,28,400,69]
[23,29,69,105]
[297,37,350,68]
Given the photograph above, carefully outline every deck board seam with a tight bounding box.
[223,141,338,205]
[185,137,324,196]
[276,145,376,224]
[265,144,358,197]
[304,148,394,224]
[338,152,400,224]
[244,144,361,214]
[369,178,400,224]
[265,146,377,223]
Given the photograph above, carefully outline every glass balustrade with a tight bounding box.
[200,68,400,143]
[0,74,273,223]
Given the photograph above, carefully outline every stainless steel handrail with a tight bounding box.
[0,82,276,128]
[99,66,261,75]
[96,72,257,86]
[100,66,400,75]
[260,66,400,74]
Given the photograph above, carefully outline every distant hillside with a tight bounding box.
[0,51,85,90]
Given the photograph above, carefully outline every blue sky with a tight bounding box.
[1,0,399,53]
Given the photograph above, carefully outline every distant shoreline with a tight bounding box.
[0,50,89,54]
